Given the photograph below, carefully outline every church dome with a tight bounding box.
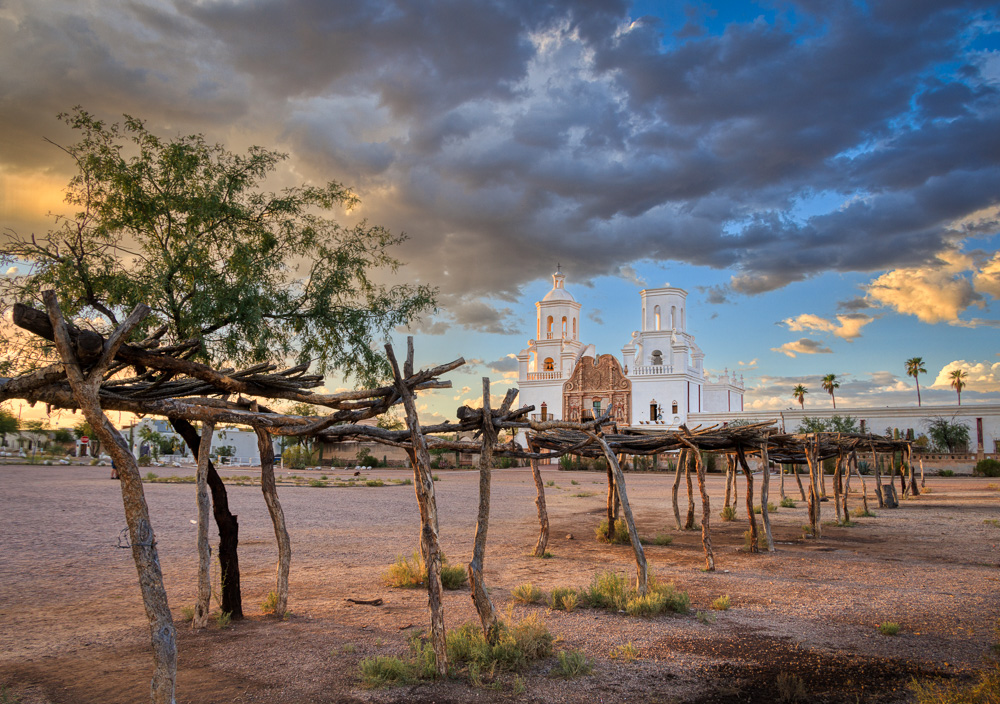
[542,271,575,302]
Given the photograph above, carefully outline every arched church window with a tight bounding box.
[572,318,577,338]
[670,306,676,329]
[593,398,601,417]
[546,316,553,338]
[543,357,555,372]
[651,350,663,366]
[561,316,567,338]
[654,305,661,330]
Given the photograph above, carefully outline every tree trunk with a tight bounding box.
[854,451,870,515]
[679,443,715,569]
[723,454,733,508]
[793,462,806,501]
[257,428,290,617]
[833,449,844,525]
[735,446,759,553]
[606,461,617,540]
[170,418,243,619]
[468,378,500,642]
[593,433,647,595]
[193,423,214,629]
[529,450,549,557]
[842,451,852,521]
[907,445,919,496]
[819,454,828,499]
[43,295,176,704]
[897,452,906,498]
[684,451,696,530]
[872,446,885,508]
[779,461,786,499]
[760,443,774,552]
[672,449,684,530]
[805,437,822,538]
[920,457,925,488]
[387,343,447,677]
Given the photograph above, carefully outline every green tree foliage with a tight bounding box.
[924,417,970,454]
[905,357,927,407]
[821,374,840,409]
[1,107,436,383]
[0,407,19,446]
[949,369,967,405]
[792,384,807,409]
[796,415,859,434]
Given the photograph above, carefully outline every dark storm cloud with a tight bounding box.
[484,356,519,373]
[3,0,999,322]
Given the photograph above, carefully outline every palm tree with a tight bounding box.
[950,369,967,405]
[792,385,808,409]
[905,357,926,407]
[821,374,839,409]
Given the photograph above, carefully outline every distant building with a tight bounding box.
[516,270,743,433]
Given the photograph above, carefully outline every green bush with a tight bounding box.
[383,551,467,590]
[878,621,900,636]
[939,469,956,477]
[548,587,579,611]
[975,459,1000,477]
[780,496,797,508]
[512,583,543,605]
[581,570,689,616]
[553,650,592,678]
[444,615,553,673]
[720,505,737,521]
[595,518,630,544]
[359,655,413,687]
[282,445,316,469]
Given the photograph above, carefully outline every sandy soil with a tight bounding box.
[1,464,998,703]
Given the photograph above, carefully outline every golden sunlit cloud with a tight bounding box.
[770,338,833,358]
[866,248,983,324]
[782,313,873,341]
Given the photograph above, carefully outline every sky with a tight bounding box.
[1,0,999,426]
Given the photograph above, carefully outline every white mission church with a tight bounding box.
[516,270,744,429]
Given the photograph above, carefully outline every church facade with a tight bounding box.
[516,271,744,430]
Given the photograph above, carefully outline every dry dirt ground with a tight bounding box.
[1,464,998,703]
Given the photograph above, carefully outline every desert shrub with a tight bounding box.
[975,459,1000,477]
[512,583,543,605]
[852,506,876,518]
[215,611,232,628]
[780,496,797,508]
[365,479,384,487]
[359,655,412,687]
[753,503,778,514]
[307,478,326,487]
[383,552,467,590]
[282,445,316,469]
[610,642,640,661]
[939,469,956,477]
[776,671,807,702]
[742,530,762,551]
[595,518,630,544]
[445,615,553,673]
[856,460,872,475]
[179,605,195,622]
[878,621,900,636]
[356,448,380,467]
[548,587,579,611]
[711,594,731,611]
[720,505,737,521]
[553,650,592,678]
[583,570,629,611]
[260,591,280,615]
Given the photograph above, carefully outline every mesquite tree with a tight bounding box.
[2,107,436,616]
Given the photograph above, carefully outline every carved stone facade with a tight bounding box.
[562,354,631,424]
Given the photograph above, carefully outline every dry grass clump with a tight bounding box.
[585,570,690,616]
[711,594,731,611]
[594,518,630,544]
[878,621,900,636]
[382,551,467,590]
[610,642,640,661]
[720,505,737,521]
[548,587,579,612]
[511,583,543,605]
[553,650,592,678]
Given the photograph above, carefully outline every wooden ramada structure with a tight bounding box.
[0,295,914,704]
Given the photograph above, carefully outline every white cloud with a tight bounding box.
[4,267,17,276]
[866,248,984,324]
[771,338,833,358]
[973,251,1000,299]
[782,312,873,341]
[930,360,1000,392]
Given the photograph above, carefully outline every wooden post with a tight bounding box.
[907,444,919,496]
[833,445,844,525]
[671,449,684,530]
[468,379,506,642]
[684,441,715,570]
[386,342,448,676]
[529,443,549,557]
[920,457,925,488]
[793,461,806,501]
[779,460,786,500]
[193,423,214,629]
[871,443,885,508]
[735,445,759,553]
[592,433,648,595]
[257,427,290,617]
[44,293,177,704]
[842,450,853,520]
[760,442,774,552]
[723,453,733,508]
[606,459,617,540]
[684,450,696,530]
[853,451,870,515]
[806,436,822,538]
